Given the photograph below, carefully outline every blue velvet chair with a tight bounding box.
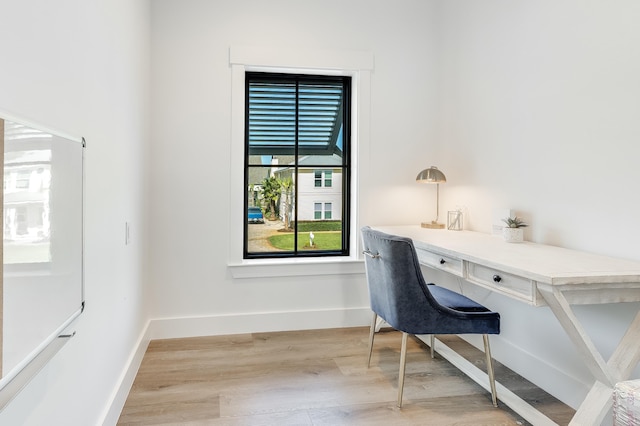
[361,226,500,408]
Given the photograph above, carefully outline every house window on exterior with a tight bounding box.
[325,171,332,188]
[244,72,351,258]
[15,170,31,189]
[324,202,332,219]
[314,170,332,188]
[313,202,332,220]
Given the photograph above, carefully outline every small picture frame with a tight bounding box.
[447,210,463,231]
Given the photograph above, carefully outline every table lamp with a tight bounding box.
[416,166,446,229]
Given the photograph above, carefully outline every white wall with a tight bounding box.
[148,0,440,329]
[433,0,640,414]
[0,0,150,424]
[436,1,640,253]
[1,0,639,423]
[150,0,640,419]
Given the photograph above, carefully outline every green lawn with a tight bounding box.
[296,221,342,232]
[268,231,342,251]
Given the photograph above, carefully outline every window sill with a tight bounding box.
[228,257,365,279]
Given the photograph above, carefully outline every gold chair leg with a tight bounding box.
[483,334,498,407]
[367,312,377,367]
[397,332,408,408]
[430,334,435,358]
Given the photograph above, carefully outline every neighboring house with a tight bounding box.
[3,149,51,264]
[273,154,342,222]
[4,154,50,243]
[3,123,52,265]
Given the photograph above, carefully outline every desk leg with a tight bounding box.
[538,285,640,426]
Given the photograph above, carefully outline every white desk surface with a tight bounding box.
[374,225,640,287]
[374,225,640,425]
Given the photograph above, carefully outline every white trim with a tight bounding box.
[99,321,152,426]
[419,333,590,413]
[418,335,559,426]
[100,309,370,423]
[229,258,364,279]
[101,308,588,424]
[228,45,373,272]
[229,45,374,71]
[147,307,372,340]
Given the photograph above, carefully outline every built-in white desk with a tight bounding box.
[374,226,640,426]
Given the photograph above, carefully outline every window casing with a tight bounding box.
[228,45,373,277]
[244,72,351,259]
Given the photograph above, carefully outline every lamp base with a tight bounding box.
[421,221,445,229]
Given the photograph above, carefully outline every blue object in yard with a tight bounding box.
[247,207,264,224]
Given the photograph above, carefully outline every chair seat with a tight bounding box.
[428,284,491,312]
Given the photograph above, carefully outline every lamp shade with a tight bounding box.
[416,166,446,183]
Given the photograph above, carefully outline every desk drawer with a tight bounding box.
[467,263,534,303]
[416,249,464,278]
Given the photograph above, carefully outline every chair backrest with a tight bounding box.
[361,226,499,335]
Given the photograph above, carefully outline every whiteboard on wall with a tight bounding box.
[0,114,84,409]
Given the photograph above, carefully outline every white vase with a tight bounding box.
[502,227,524,243]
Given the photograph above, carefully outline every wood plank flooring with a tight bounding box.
[118,327,574,425]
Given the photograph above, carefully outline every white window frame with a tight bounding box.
[228,45,373,278]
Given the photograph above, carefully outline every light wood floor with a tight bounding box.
[118,327,574,425]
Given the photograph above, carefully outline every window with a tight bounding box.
[313,202,332,220]
[325,171,332,188]
[244,72,351,258]
[228,45,372,276]
[15,170,31,189]
[314,170,332,188]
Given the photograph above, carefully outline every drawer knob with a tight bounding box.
[439,258,446,265]
[493,275,502,283]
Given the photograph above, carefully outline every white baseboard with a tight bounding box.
[460,334,590,410]
[147,307,372,340]
[496,338,590,410]
[101,307,588,424]
[100,307,371,425]
[100,321,152,426]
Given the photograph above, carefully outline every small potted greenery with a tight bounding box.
[502,216,527,243]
